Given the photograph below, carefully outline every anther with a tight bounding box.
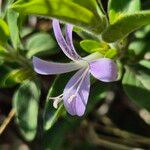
[68,94,76,103]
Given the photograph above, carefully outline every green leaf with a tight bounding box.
[102,10,150,42]
[128,25,150,57]
[20,27,33,37]
[0,19,9,44]
[12,0,107,34]
[139,60,150,70]
[128,41,147,56]
[0,45,8,58]
[7,9,21,50]
[26,33,58,58]
[122,64,150,111]
[104,48,118,59]
[44,73,72,131]
[80,40,109,54]
[108,0,141,24]
[0,67,34,88]
[13,80,41,141]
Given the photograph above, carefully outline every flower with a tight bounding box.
[33,19,118,116]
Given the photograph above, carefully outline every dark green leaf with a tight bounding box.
[44,73,72,131]
[123,64,150,111]
[44,81,107,150]
[13,80,41,141]
[26,33,58,58]
[0,68,34,88]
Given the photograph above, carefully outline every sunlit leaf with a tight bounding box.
[7,9,21,50]
[108,0,141,23]
[102,11,150,42]
[80,40,109,54]
[0,19,9,44]
[12,0,107,34]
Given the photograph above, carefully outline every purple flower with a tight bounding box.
[33,19,118,117]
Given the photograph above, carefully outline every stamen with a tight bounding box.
[49,94,63,109]
[68,94,76,104]
[53,98,62,109]
[67,67,89,103]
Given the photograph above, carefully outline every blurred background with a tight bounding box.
[0,0,150,149]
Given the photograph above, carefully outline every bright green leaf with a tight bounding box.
[12,0,107,34]
[0,19,9,44]
[102,10,150,42]
[139,60,150,70]
[13,80,41,141]
[108,0,141,24]
[7,9,21,50]
[80,40,109,54]
[104,48,118,59]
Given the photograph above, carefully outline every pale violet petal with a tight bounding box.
[33,57,82,75]
[63,68,90,116]
[89,58,118,82]
[52,19,79,61]
[65,24,81,59]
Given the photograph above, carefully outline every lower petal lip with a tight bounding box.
[63,68,90,117]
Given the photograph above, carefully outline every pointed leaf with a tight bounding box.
[12,0,107,34]
[7,9,21,49]
[0,19,9,44]
[102,10,150,42]
[108,0,141,23]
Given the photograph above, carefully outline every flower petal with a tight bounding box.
[65,24,81,59]
[52,19,80,60]
[89,58,118,82]
[63,68,90,116]
[33,57,82,75]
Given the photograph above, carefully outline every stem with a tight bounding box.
[4,44,32,68]
[88,127,139,150]
[0,109,16,135]
[102,126,150,145]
